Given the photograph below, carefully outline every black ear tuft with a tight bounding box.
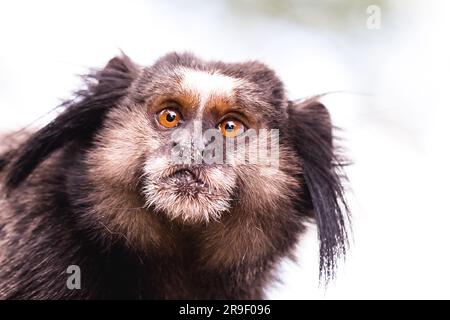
[288,96,350,284]
[5,54,139,190]
[0,158,6,171]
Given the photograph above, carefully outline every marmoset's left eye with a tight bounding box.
[218,119,246,138]
[158,108,183,128]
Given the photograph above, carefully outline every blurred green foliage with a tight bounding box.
[227,0,390,31]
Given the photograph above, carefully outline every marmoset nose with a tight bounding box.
[170,123,211,164]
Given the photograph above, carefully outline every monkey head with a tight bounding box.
[5,52,349,281]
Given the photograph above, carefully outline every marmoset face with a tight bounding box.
[2,52,348,284]
[88,53,300,224]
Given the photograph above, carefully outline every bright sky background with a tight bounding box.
[1,0,449,299]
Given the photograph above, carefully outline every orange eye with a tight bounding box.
[219,119,245,138]
[158,109,182,128]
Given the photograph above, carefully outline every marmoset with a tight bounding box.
[0,53,349,299]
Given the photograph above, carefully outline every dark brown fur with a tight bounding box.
[0,53,349,299]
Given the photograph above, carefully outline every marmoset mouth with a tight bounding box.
[170,168,197,182]
[164,167,210,193]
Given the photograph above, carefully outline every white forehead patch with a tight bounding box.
[177,67,240,108]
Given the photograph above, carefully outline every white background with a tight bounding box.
[1,0,449,299]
